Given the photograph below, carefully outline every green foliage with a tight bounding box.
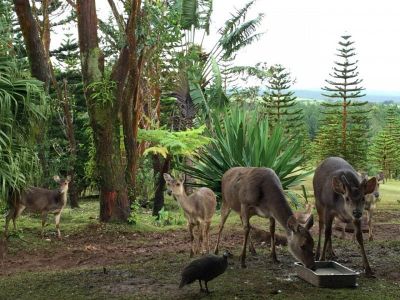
[127,201,142,225]
[0,9,47,200]
[153,207,185,227]
[138,126,211,158]
[183,106,309,204]
[369,107,400,178]
[87,71,116,107]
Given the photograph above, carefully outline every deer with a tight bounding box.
[214,167,316,270]
[4,175,71,239]
[313,157,377,277]
[364,176,380,241]
[163,173,216,257]
[337,175,381,242]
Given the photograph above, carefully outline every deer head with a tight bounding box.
[163,173,184,197]
[53,175,71,194]
[287,215,315,269]
[332,174,377,220]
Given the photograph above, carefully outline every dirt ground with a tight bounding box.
[1,209,400,299]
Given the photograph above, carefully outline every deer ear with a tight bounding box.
[66,175,71,182]
[364,176,377,195]
[163,173,173,182]
[304,214,314,230]
[287,215,300,233]
[53,175,60,182]
[332,176,345,194]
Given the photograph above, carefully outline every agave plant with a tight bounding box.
[182,106,310,205]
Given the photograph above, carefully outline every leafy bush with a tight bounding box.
[183,106,310,205]
[153,208,185,227]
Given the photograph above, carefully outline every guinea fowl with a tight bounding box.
[179,250,231,293]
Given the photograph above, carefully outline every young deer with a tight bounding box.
[5,175,71,239]
[364,177,380,241]
[214,167,316,270]
[338,176,380,242]
[313,157,377,276]
[163,174,216,257]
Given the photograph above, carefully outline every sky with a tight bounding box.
[93,0,400,93]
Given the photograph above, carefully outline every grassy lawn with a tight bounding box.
[0,176,399,299]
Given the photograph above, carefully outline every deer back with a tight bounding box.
[188,187,216,221]
[20,187,66,212]
[221,167,291,218]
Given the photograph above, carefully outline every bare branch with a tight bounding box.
[107,0,126,33]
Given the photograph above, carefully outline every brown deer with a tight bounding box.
[337,176,380,242]
[313,157,377,276]
[364,177,380,241]
[4,175,71,239]
[214,167,316,270]
[163,173,216,257]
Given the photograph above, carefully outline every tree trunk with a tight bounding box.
[14,0,52,180]
[13,0,51,91]
[152,155,171,216]
[77,0,130,222]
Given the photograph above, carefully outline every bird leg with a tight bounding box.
[205,281,210,294]
[198,280,205,292]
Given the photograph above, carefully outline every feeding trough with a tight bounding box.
[295,261,359,288]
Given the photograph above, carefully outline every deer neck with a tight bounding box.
[174,191,193,214]
[269,198,295,236]
[58,189,68,206]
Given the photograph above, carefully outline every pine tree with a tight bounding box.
[316,34,369,169]
[383,106,400,177]
[263,64,303,134]
[369,130,397,179]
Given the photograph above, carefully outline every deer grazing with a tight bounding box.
[214,167,316,269]
[5,175,71,239]
[313,157,377,276]
[163,173,216,257]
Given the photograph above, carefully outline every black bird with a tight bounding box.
[179,250,231,293]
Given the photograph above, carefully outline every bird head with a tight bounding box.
[222,250,233,259]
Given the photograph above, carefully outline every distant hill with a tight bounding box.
[294,89,400,103]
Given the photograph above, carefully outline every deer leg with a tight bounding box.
[354,219,374,276]
[55,213,62,239]
[4,207,16,237]
[197,223,203,255]
[270,217,279,263]
[320,214,334,261]
[326,237,337,259]
[367,210,373,241]
[214,203,231,255]
[240,216,256,255]
[341,221,346,239]
[315,216,324,260]
[203,221,211,254]
[41,212,48,238]
[239,204,250,268]
[12,205,26,232]
[188,223,195,258]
